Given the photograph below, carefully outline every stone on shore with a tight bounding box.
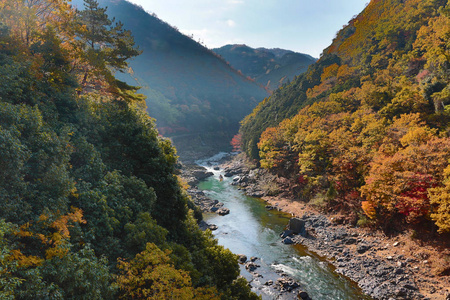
[288,218,305,235]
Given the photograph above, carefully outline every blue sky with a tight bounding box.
[127,0,368,58]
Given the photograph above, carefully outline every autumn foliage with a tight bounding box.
[242,0,450,233]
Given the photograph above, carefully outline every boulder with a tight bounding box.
[237,254,247,264]
[217,207,230,216]
[298,290,311,300]
[288,218,305,235]
[264,280,273,286]
[210,202,224,213]
[275,277,299,292]
[245,262,260,272]
[208,224,218,231]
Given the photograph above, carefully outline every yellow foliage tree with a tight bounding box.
[0,0,75,46]
[116,243,220,300]
[429,163,450,233]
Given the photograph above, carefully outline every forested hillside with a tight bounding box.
[240,0,450,233]
[0,0,259,298]
[213,44,316,90]
[71,0,269,158]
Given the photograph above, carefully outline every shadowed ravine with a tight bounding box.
[197,154,372,300]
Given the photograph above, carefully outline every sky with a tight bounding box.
[126,0,368,58]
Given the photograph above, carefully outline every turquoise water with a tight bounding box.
[198,155,371,300]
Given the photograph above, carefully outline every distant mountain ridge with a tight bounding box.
[213,44,316,90]
[71,0,269,159]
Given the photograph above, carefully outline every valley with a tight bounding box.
[0,0,449,299]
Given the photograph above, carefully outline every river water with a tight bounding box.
[197,153,371,300]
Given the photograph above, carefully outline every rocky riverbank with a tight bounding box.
[181,163,228,214]
[237,255,312,300]
[219,153,450,300]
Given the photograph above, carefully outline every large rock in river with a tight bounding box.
[288,218,305,235]
[217,207,230,216]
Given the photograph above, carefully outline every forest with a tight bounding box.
[240,0,450,234]
[0,0,259,298]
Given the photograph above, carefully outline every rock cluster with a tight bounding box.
[187,188,226,213]
[237,255,311,300]
[284,214,427,300]
[181,163,213,186]
[180,164,231,217]
[230,172,266,198]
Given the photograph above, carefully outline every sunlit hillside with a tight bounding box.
[240,0,450,233]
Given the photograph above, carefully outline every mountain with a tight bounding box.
[72,0,269,160]
[239,0,450,234]
[213,44,316,90]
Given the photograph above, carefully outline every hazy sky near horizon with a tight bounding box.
[126,0,367,58]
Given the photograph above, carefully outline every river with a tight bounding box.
[197,153,371,300]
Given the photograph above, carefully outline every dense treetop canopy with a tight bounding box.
[0,0,260,298]
[240,0,450,233]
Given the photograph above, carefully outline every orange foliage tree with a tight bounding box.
[361,136,450,225]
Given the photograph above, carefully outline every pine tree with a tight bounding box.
[75,0,142,100]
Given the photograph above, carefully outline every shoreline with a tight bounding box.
[217,153,450,300]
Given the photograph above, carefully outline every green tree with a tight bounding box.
[0,220,22,300]
[72,171,161,261]
[75,0,142,99]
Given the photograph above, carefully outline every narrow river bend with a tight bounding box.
[197,154,371,300]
